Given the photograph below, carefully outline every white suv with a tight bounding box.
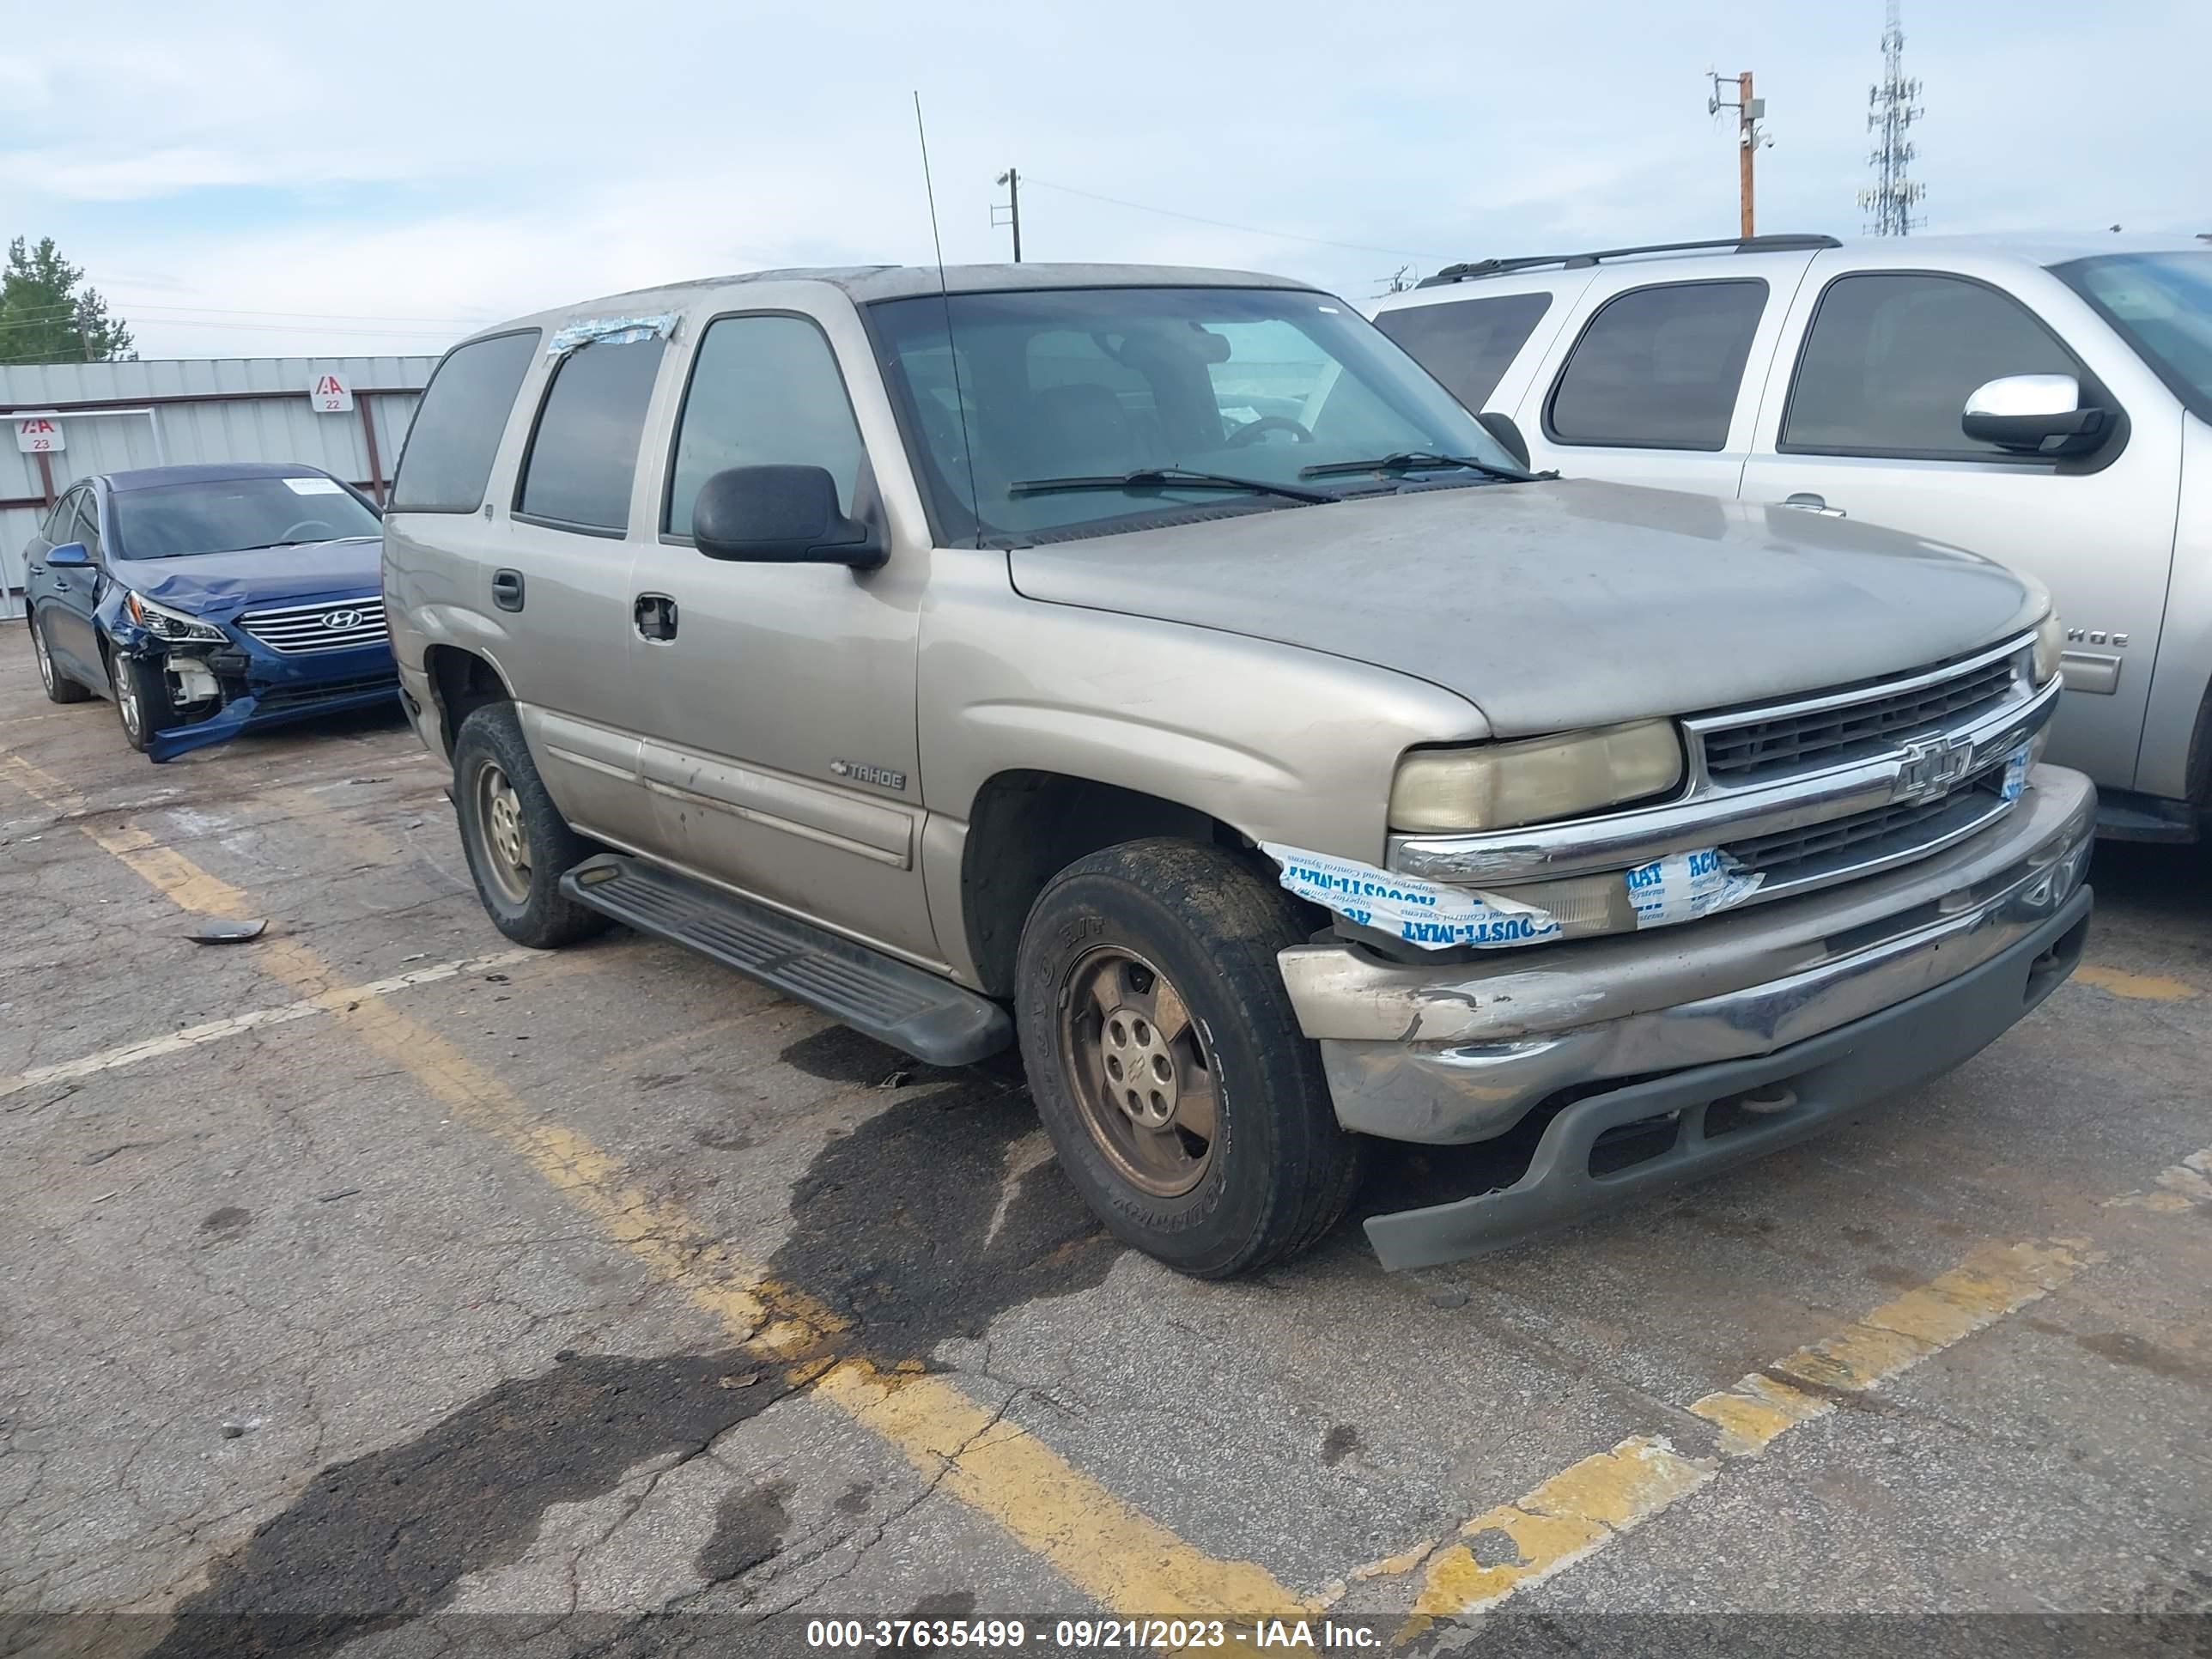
[1372,233,2212,842]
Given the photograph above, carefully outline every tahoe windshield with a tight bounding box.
[111,476,382,560]
[868,285,1525,543]
[2056,252,2212,422]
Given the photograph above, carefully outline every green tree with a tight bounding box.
[0,236,136,364]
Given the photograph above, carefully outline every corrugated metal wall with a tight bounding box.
[3,355,438,620]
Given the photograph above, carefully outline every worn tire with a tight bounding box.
[451,702,611,949]
[1016,837,1364,1278]
[29,611,89,703]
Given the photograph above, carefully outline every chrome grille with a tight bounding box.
[1724,766,2008,891]
[1700,658,2015,782]
[240,596,386,656]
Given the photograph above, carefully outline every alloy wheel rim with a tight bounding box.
[32,623,53,693]
[1058,945,1218,1198]
[114,660,140,736]
[475,762,531,903]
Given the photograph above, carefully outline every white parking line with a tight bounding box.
[0,948,538,1100]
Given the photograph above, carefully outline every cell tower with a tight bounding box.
[1858,0,1925,235]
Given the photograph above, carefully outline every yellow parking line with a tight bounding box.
[0,746,1306,1620]
[1398,1235,2096,1634]
[2073,964,2200,1002]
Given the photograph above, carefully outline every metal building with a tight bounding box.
[2,355,438,620]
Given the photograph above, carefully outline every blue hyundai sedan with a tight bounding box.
[21,462,397,762]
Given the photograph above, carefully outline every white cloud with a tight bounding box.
[0,0,2204,357]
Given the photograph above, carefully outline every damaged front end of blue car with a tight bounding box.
[99,586,400,763]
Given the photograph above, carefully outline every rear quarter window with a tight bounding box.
[390,330,542,513]
[1372,292,1553,411]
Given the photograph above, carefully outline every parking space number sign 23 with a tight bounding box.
[308,373,354,414]
[15,416,64,453]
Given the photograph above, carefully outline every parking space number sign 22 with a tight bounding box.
[15,416,64,453]
[308,373,354,413]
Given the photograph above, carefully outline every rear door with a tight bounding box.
[624,303,936,964]
[1739,253,2182,792]
[1507,250,1819,493]
[494,330,672,854]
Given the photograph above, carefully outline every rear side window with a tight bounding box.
[1782,272,2085,458]
[665,315,865,537]
[1372,293,1553,410]
[1547,280,1766,450]
[516,338,666,532]
[389,330,540,513]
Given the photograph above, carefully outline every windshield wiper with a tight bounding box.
[1009,467,1338,506]
[1298,451,1536,483]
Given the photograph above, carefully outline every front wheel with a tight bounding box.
[1016,838,1363,1278]
[106,648,174,752]
[451,702,611,949]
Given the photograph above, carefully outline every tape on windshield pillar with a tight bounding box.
[1260,843,1562,951]
[1625,848,1763,929]
[546,313,678,356]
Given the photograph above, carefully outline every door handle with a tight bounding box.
[1777,493,1847,519]
[490,568,525,611]
[634,593,678,642]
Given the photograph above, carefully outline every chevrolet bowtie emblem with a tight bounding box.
[1893,732,1976,803]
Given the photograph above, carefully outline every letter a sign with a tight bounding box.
[308,371,354,413]
[14,414,64,454]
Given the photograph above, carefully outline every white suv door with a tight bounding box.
[1502,249,1820,495]
[1739,253,2182,799]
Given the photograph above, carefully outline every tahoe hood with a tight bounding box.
[1008,479,2043,737]
[112,536,383,614]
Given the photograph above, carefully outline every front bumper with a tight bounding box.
[126,634,398,763]
[1278,764,2097,1267]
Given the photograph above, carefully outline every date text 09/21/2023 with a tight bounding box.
[803,1616,1382,1649]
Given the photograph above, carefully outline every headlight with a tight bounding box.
[1389,720,1686,833]
[124,591,226,643]
[2033,613,2063,687]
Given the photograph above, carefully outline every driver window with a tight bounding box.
[72,493,103,559]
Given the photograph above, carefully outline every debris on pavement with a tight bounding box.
[184,918,267,944]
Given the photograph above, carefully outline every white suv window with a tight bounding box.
[1372,293,1553,411]
[1782,272,2085,459]
[1546,280,1766,451]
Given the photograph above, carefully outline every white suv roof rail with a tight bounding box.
[1416,233,1841,289]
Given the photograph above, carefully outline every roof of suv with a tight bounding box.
[484,263,1320,343]
[1389,230,2208,300]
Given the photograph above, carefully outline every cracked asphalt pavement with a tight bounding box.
[3,625,2210,1657]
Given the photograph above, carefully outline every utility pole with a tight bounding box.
[993,167,1023,262]
[1859,0,1925,235]
[1706,70,1769,238]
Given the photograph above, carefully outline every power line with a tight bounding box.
[1023,179,1440,260]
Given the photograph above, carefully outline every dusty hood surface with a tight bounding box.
[112,537,384,615]
[1007,479,2039,736]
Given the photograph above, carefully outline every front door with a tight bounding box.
[625,309,935,965]
[40,486,107,683]
[1740,258,2182,793]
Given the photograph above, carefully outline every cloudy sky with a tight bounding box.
[1,0,2204,360]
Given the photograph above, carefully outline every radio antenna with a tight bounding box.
[913,91,985,549]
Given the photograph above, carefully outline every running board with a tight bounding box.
[559,854,1012,1066]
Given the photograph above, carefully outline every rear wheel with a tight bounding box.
[29,611,89,704]
[451,702,611,949]
[1016,837,1364,1278]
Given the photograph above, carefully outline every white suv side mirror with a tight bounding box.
[1962,374,2111,457]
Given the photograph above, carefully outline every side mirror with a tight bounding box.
[44,540,92,568]
[1962,374,2110,457]
[1476,410,1532,471]
[691,465,884,568]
